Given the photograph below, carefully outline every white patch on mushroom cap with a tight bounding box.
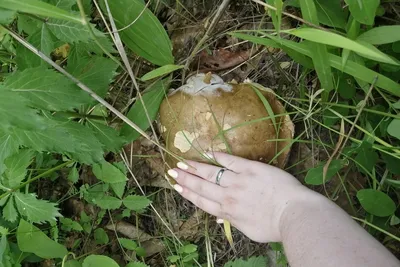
[174,130,200,153]
[223,124,231,131]
[175,73,232,96]
[205,112,212,121]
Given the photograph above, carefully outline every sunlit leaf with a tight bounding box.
[118,238,138,250]
[141,65,183,81]
[94,228,109,245]
[123,195,151,212]
[17,219,68,259]
[2,149,33,188]
[94,196,122,210]
[358,26,400,45]
[344,0,379,25]
[87,120,125,152]
[82,255,119,267]
[92,161,128,184]
[0,8,15,24]
[357,189,396,217]
[3,195,17,222]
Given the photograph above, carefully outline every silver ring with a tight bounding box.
[216,168,228,186]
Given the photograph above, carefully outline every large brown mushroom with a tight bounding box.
[159,73,294,171]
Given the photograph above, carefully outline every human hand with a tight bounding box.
[167,152,311,242]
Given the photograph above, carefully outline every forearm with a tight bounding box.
[279,189,399,267]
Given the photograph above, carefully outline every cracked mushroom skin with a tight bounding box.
[159,73,294,169]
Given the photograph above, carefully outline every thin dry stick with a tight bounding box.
[182,0,231,82]
[251,0,327,31]
[102,0,166,162]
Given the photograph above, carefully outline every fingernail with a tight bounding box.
[177,162,189,170]
[203,152,214,159]
[167,169,178,179]
[216,218,224,224]
[173,184,183,193]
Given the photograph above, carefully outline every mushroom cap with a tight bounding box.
[159,74,294,169]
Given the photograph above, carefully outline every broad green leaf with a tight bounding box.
[11,120,104,164]
[315,0,347,29]
[82,255,119,267]
[0,131,19,172]
[16,24,55,70]
[0,0,84,24]
[344,0,379,25]
[141,65,183,81]
[357,26,400,45]
[87,120,125,152]
[387,119,400,140]
[357,189,396,217]
[47,19,104,44]
[2,149,33,188]
[104,0,174,66]
[65,260,82,267]
[94,196,122,210]
[94,228,109,245]
[305,160,344,185]
[48,0,76,10]
[234,33,400,96]
[126,262,149,267]
[14,192,61,224]
[60,218,83,232]
[0,8,15,24]
[0,90,46,131]
[17,13,43,35]
[123,195,151,212]
[355,142,378,174]
[68,166,79,183]
[224,256,267,267]
[110,181,126,199]
[118,238,138,250]
[381,153,400,175]
[92,161,128,184]
[3,195,17,222]
[288,28,399,65]
[17,219,68,259]
[168,255,180,263]
[4,67,91,111]
[299,0,333,95]
[120,80,167,141]
[179,244,197,254]
[67,56,118,98]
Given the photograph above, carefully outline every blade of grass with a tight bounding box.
[299,0,334,100]
[0,0,85,24]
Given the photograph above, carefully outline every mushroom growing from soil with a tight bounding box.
[159,73,294,172]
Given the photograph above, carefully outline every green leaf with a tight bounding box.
[60,218,83,232]
[355,142,379,174]
[67,56,118,98]
[305,160,344,185]
[387,119,400,140]
[94,228,109,245]
[120,80,167,141]
[0,0,84,24]
[118,238,138,250]
[110,181,126,199]
[68,166,79,183]
[82,255,119,267]
[0,130,19,173]
[233,33,400,96]
[266,0,283,34]
[224,256,267,267]
[2,149,33,188]
[17,13,43,35]
[48,0,76,10]
[94,196,122,210]
[87,120,125,152]
[344,0,379,25]
[0,8,15,24]
[0,90,46,131]
[299,0,334,95]
[103,0,174,66]
[167,255,180,263]
[381,153,400,175]
[357,189,396,217]
[16,24,55,70]
[141,65,183,81]
[47,18,92,43]
[17,219,68,259]
[288,28,399,66]
[315,0,347,29]
[14,192,61,224]
[357,26,400,45]
[65,260,82,267]
[92,161,128,184]
[123,195,151,212]
[4,67,91,111]
[126,263,149,267]
[179,244,197,254]
[3,195,17,222]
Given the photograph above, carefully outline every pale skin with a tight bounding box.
[167,152,400,267]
